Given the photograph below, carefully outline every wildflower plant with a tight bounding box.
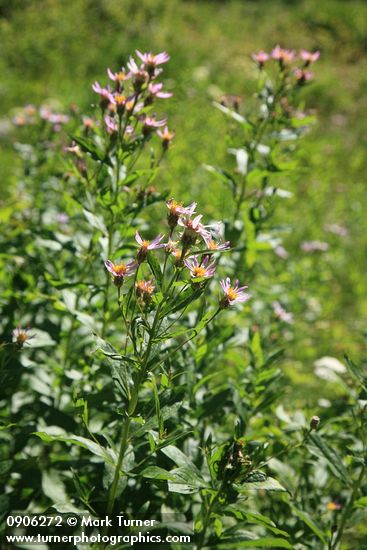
[208,46,321,271]
[1,45,366,550]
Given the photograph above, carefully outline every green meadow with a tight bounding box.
[2,0,366,402]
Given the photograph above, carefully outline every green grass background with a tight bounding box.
[1,0,366,401]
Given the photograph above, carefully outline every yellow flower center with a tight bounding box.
[227,288,238,301]
[192,266,206,278]
[113,263,127,276]
[136,281,154,294]
[168,200,182,214]
[326,502,340,511]
[117,72,126,81]
[208,240,218,250]
[17,332,28,344]
[115,94,126,105]
[141,240,150,250]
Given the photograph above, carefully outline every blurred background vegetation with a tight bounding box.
[1,0,366,403]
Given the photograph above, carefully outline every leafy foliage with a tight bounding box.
[0,8,366,550]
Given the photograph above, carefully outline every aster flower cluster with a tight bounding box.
[104,200,250,308]
[92,49,174,148]
[252,46,320,84]
[13,104,70,132]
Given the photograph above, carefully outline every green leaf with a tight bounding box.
[250,331,263,367]
[167,465,206,494]
[162,286,203,316]
[291,506,327,544]
[33,431,116,464]
[147,253,163,290]
[141,466,175,481]
[160,446,206,494]
[203,164,237,193]
[42,470,84,514]
[72,135,111,165]
[93,335,136,364]
[355,496,367,508]
[235,477,287,492]
[213,101,252,129]
[225,507,289,538]
[309,433,351,486]
[161,445,194,468]
[27,329,56,348]
[344,354,367,391]
[83,208,107,234]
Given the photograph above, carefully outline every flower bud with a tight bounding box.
[310,416,320,430]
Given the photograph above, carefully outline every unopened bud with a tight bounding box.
[310,416,320,430]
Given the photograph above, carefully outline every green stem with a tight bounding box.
[103,415,132,539]
[104,293,166,525]
[331,465,365,549]
[196,484,224,550]
[102,226,114,337]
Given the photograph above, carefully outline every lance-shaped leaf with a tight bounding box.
[291,506,327,544]
[309,433,351,486]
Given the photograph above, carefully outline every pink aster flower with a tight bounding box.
[125,98,144,115]
[178,214,211,247]
[65,141,82,157]
[300,49,320,65]
[107,67,130,83]
[56,212,69,225]
[157,126,175,149]
[104,115,118,134]
[136,279,155,304]
[142,115,167,129]
[164,238,179,254]
[24,104,36,116]
[13,325,34,349]
[147,82,172,99]
[327,502,342,512]
[324,223,348,237]
[82,116,95,131]
[274,245,289,259]
[301,240,329,252]
[205,238,231,251]
[92,82,114,108]
[136,50,170,73]
[39,106,52,121]
[220,278,251,308]
[49,113,69,125]
[135,231,165,262]
[294,68,314,83]
[110,93,128,115]
[126,56,142,75]
[126,56,149,90]
[141,115,167,136]
[13,115,28,126]
[166,199,197,231]
[184,255,216,279]
[271,45,295,64]
[105,259,138,286]
[252,50,269,68]
[171,248,183,265]
[39,107,68,131]
[272,301,294,324]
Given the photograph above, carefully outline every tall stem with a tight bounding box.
[105,416,132,517]
[331,466,365,549]
[196,484,223,550]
